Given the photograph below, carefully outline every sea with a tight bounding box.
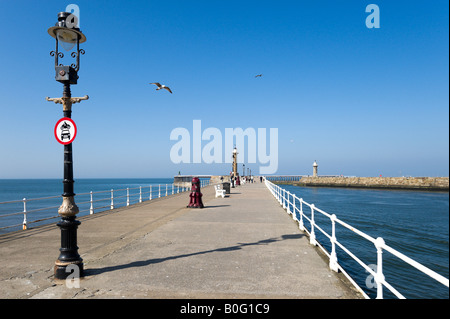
[0,178,176,233]
[282,184,449,299]
[0,178,448,299]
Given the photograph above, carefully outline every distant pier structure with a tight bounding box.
[173,175,196,188]
[174,175,229,187]
[266,160,331,182]
[265,175,306,182]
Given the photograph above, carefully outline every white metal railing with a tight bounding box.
[264,178,449,299]
[0,179,210,233]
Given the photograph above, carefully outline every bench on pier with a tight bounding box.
[214,185,226,198]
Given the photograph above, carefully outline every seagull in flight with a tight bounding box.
[149,82,173,93]
[255,74,263,78]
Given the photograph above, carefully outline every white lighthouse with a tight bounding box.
[313,160,318,177]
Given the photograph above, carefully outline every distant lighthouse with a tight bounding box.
[313,160,318,177]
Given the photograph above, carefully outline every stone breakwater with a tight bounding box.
[276,177,449,191]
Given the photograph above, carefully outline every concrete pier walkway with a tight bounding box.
[0,182,362,299]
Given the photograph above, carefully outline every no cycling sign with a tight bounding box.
[54,117,77,145]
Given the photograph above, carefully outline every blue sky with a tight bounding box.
[0,0,448,178]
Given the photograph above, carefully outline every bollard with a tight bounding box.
[187,177,204,208]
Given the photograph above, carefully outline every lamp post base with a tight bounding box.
[54,215,84,280]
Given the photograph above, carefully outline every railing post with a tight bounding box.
[292,196,296,220]
[299,198,305,231]
[149,185,152,200]
[159,184,161,198]
[110,189,114,210]
[375,237,386,299]
[276,185,279,202]
[139,186,142,203]
[286,191,291,213]
[329,214,339,272]
[127,187,130,206]
[90,191,94,215]
[172,184,174,195]
[310,204,317,246]
[279,186,281,204]
[22,198,27,230]
[282,189,286,209]
[279,187,282,204]
[166,184,168,197]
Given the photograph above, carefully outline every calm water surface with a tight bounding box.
[281,184,448,299]
[0,178,175,233]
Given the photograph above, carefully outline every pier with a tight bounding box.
[0,181,361,299]
[266,176,449,191]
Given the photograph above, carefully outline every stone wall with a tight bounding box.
[277,177,449,191]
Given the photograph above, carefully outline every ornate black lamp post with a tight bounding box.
[46,12,88,280]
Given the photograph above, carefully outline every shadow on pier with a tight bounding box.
[86,234,303,276]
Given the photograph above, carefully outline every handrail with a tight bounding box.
[0,179,211,232]
[263,178,449,299]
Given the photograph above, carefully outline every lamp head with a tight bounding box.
[48,12,86,51]
[48,12,87,84]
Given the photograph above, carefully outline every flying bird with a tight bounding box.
[149,82,173,93]
[255,74,263,78]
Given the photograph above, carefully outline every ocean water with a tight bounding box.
[0,178,177,233]
[281,184,449,299]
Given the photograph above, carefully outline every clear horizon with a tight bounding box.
[0,1,448,179]
[0,174,449,180]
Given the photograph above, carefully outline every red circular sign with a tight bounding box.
[54,117,77,145]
